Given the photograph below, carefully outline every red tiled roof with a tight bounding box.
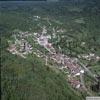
[69,80,80,87]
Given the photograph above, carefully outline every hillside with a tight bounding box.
[1,1,100,100]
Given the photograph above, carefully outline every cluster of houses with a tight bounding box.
[8,23,98,90]
[7,27,86,89]
[34,29,85,89]
[18,39,32,54]
[78,53,100,61]
[7,44,17,55]
[7,32,33,58]
[49,53,85,89]
[69,79,81,89]
[16,31,32,38]
[7,16,99,91]
[37,35,55,54]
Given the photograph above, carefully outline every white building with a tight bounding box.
[37,35,48,46]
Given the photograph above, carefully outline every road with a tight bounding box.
[78,61,98,82]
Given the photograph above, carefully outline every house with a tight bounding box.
[42,26,47,34]
[7,44,16,54]
[69,80,80,89]
[80,70,84,74]
[34,32,38,36]
[45,44,56,54]
[37,35,48,46]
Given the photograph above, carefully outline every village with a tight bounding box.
[7,18,99,91]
